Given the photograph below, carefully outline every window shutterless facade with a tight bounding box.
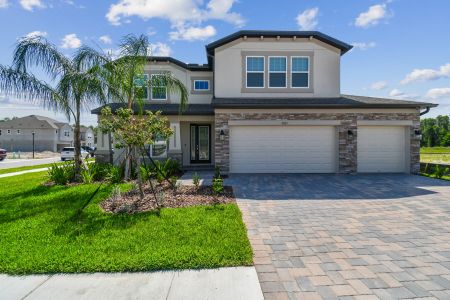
[291,56,310,88]
[151,74,167,100]
[194,80,210,91]
[246,56,265,88]
[269,56,287,88]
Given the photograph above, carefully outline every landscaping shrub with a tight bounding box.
[192,172,201,189]
[212,177,224,195]
[80,165,95,184]
[47,162,75,185]
[90,163,113,182]
[106,165,122,184]
[151,158,181,183]
[434,165,449,179]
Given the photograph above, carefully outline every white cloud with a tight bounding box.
[370,81,387,90]
[425,88,450,100]
[20,0,45,11]
[401,63,450,84]
[25,31,47,38]
[0,0,9,9]
[60,33,81,49]
[106,0,244,29]
[169,25,216,41]
[149,42,172,56]
[355,4,389,28]
[388,88,417,99]
[99,35,112,44]
[352,41,376,50]
[296,7,319,30]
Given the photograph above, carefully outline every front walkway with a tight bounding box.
[1,267,263,300]
[229,174,450,299]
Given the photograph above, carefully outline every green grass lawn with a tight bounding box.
[0,172,253,274]
[0,158,95,175]
[420,147,450,163]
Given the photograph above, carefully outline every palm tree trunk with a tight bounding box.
[74,105,82,181]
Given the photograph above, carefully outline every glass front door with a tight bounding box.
[190,124,211,163]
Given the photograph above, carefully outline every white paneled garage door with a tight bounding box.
[229,125,337,173]
[357,126,408,173]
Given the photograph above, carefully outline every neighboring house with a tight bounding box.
[92,30,436,174]
[80,127,95,147]
[0,115,73,152]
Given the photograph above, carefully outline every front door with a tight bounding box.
[190,124,211,163]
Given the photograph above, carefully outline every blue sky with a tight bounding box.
[0,0,449,126]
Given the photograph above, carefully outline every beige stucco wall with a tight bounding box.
[214,37,341,98]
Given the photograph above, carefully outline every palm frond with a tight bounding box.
[149,73,188,113]
[12,36,72,79]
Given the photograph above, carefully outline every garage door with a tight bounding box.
[357,126,407,173]
[230,125,337,173]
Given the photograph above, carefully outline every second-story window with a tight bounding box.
[194,80,210,91]
[151,74,167,100]
[134,74,149,100]
[269,57,287,88]
[7,129,11,135]
[246,56,264,88]
[64,130,70,137]
[291,57,309,88]
[16,129,21,134]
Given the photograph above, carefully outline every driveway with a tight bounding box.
[229,174,450,299]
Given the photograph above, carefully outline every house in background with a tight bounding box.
[93,30,437,174]
[0,115,73,152]
[80,127,95,147]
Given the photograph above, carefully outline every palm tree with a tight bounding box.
[0,36,112,178]
[75,34,188,179]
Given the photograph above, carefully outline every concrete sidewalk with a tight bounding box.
[0,267,263,300]
[0,168,49,178]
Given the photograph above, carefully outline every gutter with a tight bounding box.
[420,107,431,116]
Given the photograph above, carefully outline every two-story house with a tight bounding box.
[80,127,95,147]
[92,30,436,174]
[0,115,74,152]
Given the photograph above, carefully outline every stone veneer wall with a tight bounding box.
[214,111,420,174]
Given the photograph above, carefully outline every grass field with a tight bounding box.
[0,158,95,175]
[420,147,450,163]
[0,172,252,274]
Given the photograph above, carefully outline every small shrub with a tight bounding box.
[151,158,180,183]
[106,166,122,184]
[47,162,75,185]
[80,165,95,184]
[434,165,449,179]
[214,166,221,179]
[90,163,113,181]
[192,172,201,189]
[212,177,224,195]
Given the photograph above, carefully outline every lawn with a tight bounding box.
[0,172,253,274]
[0,158,95,175]
[420,147,450,163]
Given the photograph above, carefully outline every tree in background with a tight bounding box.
[421,115,450,147]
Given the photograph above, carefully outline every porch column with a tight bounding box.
[168,121,182,163]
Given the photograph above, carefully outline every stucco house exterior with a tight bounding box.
[92,30,436,174]
[80,127,95,147]
[0,115,73,152]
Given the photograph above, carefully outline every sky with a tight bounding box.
[0,0,449,126]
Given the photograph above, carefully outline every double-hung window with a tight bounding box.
[194,80,210,91]
[16,129,21,134]
[151,74,167,100]
[7,129,11,135]
[291,57,309,88]
[269,57,287,88]
[134,74,149,100]
[246,56,264,88]
[150,134,167,158]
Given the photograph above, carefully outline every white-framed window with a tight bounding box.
[291,56,310,88]
[151,74,167,100]
[246,56,265,88]
[16,129,21,134]
[64,130,70,137]
[150,135,167,158]
[134,74,149,100]
[7,129,11,135]
[269,56,287,88]
[194,80,210,91]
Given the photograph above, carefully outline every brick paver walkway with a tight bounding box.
[229,174,450,299]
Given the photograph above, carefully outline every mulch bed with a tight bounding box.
[101,181,235,213]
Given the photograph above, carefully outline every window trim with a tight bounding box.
[268,56,287,88]
[245,56,265,88]
[150,73,168,101]
[64,130,70,137]
[7,129,11,135]
[16,129,21,135]
[291,56,310,89]
[193,80,210,91]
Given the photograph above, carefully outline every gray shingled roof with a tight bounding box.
[91,103,214,115]
[212,95,437,109]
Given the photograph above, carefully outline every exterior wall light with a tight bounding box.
[415,129,422,139]
[220,130,225,141]
[347,130,354,138]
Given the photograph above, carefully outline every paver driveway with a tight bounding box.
[228,174,450,300]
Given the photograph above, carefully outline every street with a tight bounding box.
[0,157,60,169]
